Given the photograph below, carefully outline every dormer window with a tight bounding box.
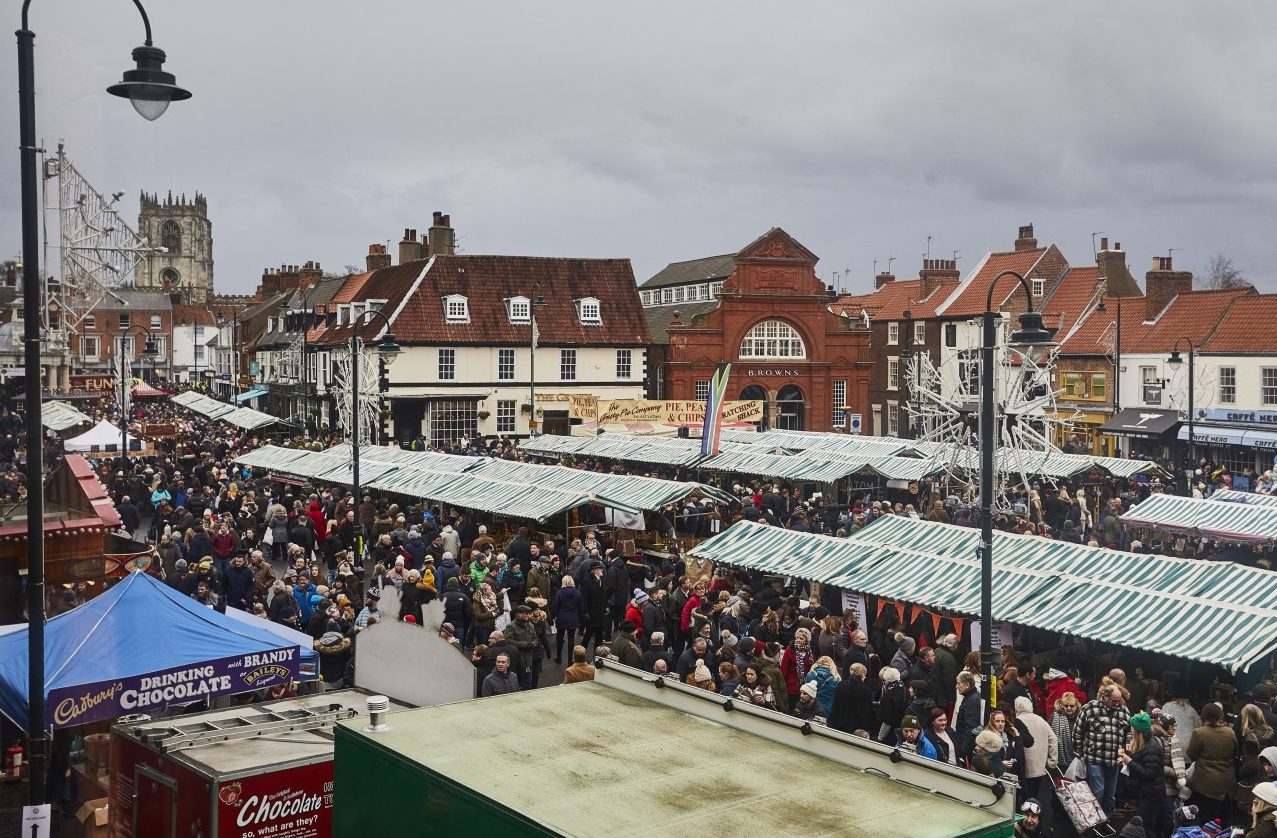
[444,294,469,323]
[576,297,602,325]
[507,296,531,323]
[337,304,351,326]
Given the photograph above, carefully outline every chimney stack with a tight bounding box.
[1015,223,1038,252]
[276,263,303,294]
[427,211,456,257]
[298,261,322,291]
[399,228,423,264]
[1144,256,1193,320]
[918,258,959,298]
[366,243,391,272]
[259,267,281,297]
[874,271,896,290]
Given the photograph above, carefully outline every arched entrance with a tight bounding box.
[740,385,769,431]
[776,385,805,431]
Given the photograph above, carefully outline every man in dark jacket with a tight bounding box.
[932,635,960,713]
[580,563,609,652]
[828,662,876,735]
[603,553,629,634]
[441,577,472,643]
[505,528,532,576]
[641,591,667,651]
[953,672,983,760]
[116,495,141,536]
[610,621,643,668]
[222,555,256,611]
[504,605,540,689]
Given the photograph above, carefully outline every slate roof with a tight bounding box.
[1061,287,1254,355]
[644,300,720,344]
[313,255,648,346]
[833,277,959,321]
[640,254,735,290]
[1201,294,1277,353]
[937,248,1049,317]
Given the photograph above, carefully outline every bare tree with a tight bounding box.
[1200,253,1253,290]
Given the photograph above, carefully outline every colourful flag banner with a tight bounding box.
[700,363,731,457]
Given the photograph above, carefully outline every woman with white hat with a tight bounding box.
[1246,782,1277,838]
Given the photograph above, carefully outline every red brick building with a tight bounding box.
[646,228,872,432]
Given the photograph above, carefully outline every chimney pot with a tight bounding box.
[433,211,443,226]
[1114,242,1120,251]
[1100,237,1108,251]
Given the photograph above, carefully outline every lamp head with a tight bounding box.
[142,338,159,357]
[1167,350,1183,366]
[1009,310,1056,363]
[107,44,191,121]
[377,334,402,366]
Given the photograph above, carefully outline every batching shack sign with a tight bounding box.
[47,648,299,727]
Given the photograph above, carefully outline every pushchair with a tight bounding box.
[1048,765,1117,837]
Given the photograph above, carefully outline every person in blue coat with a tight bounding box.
[549,575,585,664]
[292,572,318,623]
[222,554,256,611]
[897,715,939,759]
[804,657,841,717]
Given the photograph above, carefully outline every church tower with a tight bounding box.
[135,191,214,304]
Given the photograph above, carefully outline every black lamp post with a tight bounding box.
[528,293,547,436]
[346,308,401,558]
[1167,337,1196,466]
[978,270,1054,709]
[16,0,188,804]
[118,328,159,458]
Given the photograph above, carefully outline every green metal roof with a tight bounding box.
[689,518,1277,673]
[1121,493,1277,542]
[472,458,733,509]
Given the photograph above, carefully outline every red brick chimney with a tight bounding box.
[1144,256,1193,320]
[1015,224,1038,252]
[298,260,322,291]
[258,267,280,297]
[918,258,959,298]
[366,243,391,272]
[398,228,423,264]
[874,271,896,290]
[276,264,302,294]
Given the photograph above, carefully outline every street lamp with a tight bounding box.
[16,0,188,804]
[345,308,400,559]
[978,270,1054,710]
[118,328,159,460]
[528,293,547,436]
[1167,337,1196,466]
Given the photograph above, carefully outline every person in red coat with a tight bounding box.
[780,627,816,711]
[625,589,649,642]
[1044,668,1087,720]
[308,500,327,543]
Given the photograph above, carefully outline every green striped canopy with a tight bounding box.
[1212,490,1277,508]
[1121,493,1277,542]
[472,458,733,509]
[42,400,91,432]
[689,518,1277,672]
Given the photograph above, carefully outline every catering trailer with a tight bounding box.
[332,662,1017,837]
[110,689,406,838]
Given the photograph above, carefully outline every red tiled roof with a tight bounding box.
[833,277,959,321]
[171,304,216,326]
[940,248,1047,317]
[1061,287,1254,355]
[314,255,648,346]
[1201,294,1277,353]
[1039,266,1100,336]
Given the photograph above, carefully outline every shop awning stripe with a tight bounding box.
[1210,490,1277,509]
[41,400,91,432]
[688,519,1277,672]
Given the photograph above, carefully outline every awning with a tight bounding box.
[1179,424,1246,446]
[233,386,269,404]
[41,400,91,432]
[689,518,1277,673]
[1121,493,1277,543]
[130,381,166,398]
[1245,429,1277,452]
[1099,408,1181,437]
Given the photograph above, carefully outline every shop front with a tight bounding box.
[1098,407,1181,460]
[1182,409,1277,480]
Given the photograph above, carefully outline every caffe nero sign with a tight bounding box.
[47,648,299,727]
[1200,409,1277,426]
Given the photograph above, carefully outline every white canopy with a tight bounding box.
[64,420,147,453]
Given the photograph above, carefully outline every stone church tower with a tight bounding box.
[135,191,214,304]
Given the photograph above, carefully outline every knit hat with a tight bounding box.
[440,622,456,635]
[900,714,920,730]
[318,631,343,647]
[447,577,458,588]
[1129,711,1152,734]
[693,661,713,683]
[175,558,188,571]
[799,681,819,700]
[632,588,649,604]
[1119,817,1145,838]
[1255,783,1277,807]
[1260,746,1277,772]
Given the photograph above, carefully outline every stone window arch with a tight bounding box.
[160,220,182,255]
[739,319,806,359]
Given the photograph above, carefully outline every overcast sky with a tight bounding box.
[3,2,1275,295]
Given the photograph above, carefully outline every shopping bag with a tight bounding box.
[1064,756,1086,781]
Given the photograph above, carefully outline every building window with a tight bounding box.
[1141,366,1162,405]
[887,401,899,436]
[739,320,806,359]
[438,348,456,381]
[711,282,724,297]
[82,336,99,358]
[887,358,900,390]
[1062,373,1081,397]
[507,296,530,323]
[1220,367,1236,404]
[150,314,162,330]
[959,353,979,397]
[444,295,469,323]
[833,379,847,427]
[160,220,182,255]
[695,379,710,401]
[84,315,95,329]
[945,323,957,348]
[152,336,166,356]
[673,287,686,303]
[429,400,477,447]
[193,344,204,362]
[1031,278,1045,299]
[1090,373,1107,400]
[560,349,577,381]
[577,297,601,324]
[496,399,517,434]
[1264,369,1277,406]
[616,349,632,379]
[913,322,925,345]
[662,288,673,304]
[498,348,515,381]
[119,313,130,330]
[887,322,899,345]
